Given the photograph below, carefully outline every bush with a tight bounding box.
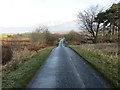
[30,26,55,45]
[2,45,13,65]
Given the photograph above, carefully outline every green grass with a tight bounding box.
[69,45,119,88]
[2,46,55,88]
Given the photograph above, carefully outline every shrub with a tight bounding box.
[2,45,13,65]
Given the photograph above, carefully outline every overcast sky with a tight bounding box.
[0,0,119,33]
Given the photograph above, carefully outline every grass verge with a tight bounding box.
[2,46,55,88]
[69,45,119,88]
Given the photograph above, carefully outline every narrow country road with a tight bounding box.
[27,39,112,88]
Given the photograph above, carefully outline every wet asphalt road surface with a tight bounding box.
[27,39,112,88]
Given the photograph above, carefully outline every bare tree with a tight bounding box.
[77,5,103,43]
[35,25,48,33]
[30,25,55,45]
[30,25,48,45]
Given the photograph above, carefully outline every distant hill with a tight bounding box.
[50,30,88,34]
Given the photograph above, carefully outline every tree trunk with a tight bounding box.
[92,36,98,43]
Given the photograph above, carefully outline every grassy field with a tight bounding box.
[2,46,55,88]
[69,43,119,88]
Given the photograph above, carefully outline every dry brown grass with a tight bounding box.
[83,43,118,56]
[2,44,49,71]
[2,47,36,71]
[1,37,50,66]
[94,43,118,56]
[1,33,51,72]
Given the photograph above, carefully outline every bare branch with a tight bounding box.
[77,5,103,43]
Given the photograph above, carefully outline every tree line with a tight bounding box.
[77,3,119,43]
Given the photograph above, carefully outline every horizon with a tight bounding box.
[0,29,84,34]
[0,0,119,34]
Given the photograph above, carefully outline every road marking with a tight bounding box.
[69,57,85,88]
